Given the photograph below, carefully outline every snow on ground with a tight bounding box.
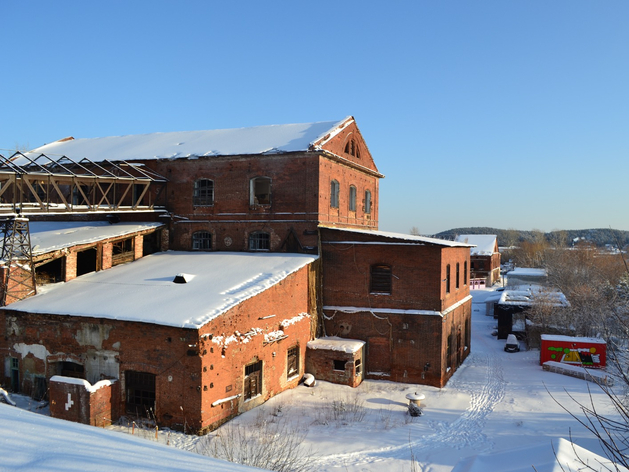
[2,287,624,471]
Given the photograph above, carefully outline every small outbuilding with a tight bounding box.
[306,337,365,388]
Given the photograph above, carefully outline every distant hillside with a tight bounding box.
[431,227,629,248]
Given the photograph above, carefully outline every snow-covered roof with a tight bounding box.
[0,404,259,472]
[454,234,497,255]
[541,334,605,344]
[498,288,568,307]
[307,336,365,353]
[5,251,317,329]
[28,221,163,255]
[452,437,628,472]
[507,268,547,277]
[20,118,352,164]
[320,226,473,248]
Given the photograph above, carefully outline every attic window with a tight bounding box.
[344,139,360,158]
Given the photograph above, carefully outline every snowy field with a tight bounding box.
[1,287,625,471]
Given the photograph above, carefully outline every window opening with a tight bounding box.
[249,231,270,251]
[35,257,64,284]
[370,264,392,294]
[10,358,19,393]
[355,359,362,375]
[333,360,346,371]
[192,231,212,250]
[193,179,214,206]
[112,238,134,266]
[446,264,451,293]
[364,190,372,214]
[76,247,98,276]
[125,371,156,416]
[464,261,468,285]
[330,180,339,208]
[456,263,460,289]
[287,346,299,378]
[250,177,271,205]
[349,185,356,212]
[244,360,262,400]
[60,361,85,379]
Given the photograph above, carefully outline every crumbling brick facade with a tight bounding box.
[0,261,315,433]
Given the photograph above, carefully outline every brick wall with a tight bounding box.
[0,260,316,434]
[49,376,120,427]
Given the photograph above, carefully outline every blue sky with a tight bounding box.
[1,1,627,235]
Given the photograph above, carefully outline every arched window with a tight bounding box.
[192,231,212,250]
[193,179,214,206]
[349,185,357,212]
[370,264,392,294]
[456,262,460,289]
[344,139,360,158]
[250,177,271,205]
[330,180,340,208]
[249,231,270,251]
[364,190,372,214]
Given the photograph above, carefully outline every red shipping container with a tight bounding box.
[540,335,606,368]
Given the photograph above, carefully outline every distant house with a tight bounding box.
[505,268,547,287]
[454,234,501,286]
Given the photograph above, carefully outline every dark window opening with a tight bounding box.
[330,180,339,208]
[193,179,214,206]
[370,264,392,294]
[287,346,299,378]
[59,361,85,379]
[33,377,47,401]
[143,231,161,256]
[192,231,212,251]
[249,232,270,251]
[10,358,19,393]
[446,264,451,294]
[35,257,64,284]
[349,185,356,212]
[76,247,98,276]
[125,371,156,416]
[333,360,346,371]
[112,238,134,266]
[244,360,262,400]
[456,263,460,289]
[464,261,468,285]
[251,177,271,205]
[364,190,372,214]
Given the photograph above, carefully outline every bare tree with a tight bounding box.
[410,227,421,236]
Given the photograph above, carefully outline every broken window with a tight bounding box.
[249,231,270,251]
[370,264,392,294]
[112,238,134,266]
[330,180,339,208]
[333,360,346,371]
[76,247,98,276]
[59,361,85,379]
[125,371,156,416]
[364,190,372,214]
[250,177,271,205]
[244,360,262,400]
[349,185,356,212]
[192,231,212,250]
[193,179,214,206]
[287,346,299,378]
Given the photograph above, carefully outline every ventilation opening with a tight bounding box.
[173,273,193,284]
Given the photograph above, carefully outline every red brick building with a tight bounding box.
[0,116,474,431]
[319,227,473,387]
[454,234,501,286]
[1,251,316,433]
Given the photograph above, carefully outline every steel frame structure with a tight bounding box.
[0,152,167,215]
